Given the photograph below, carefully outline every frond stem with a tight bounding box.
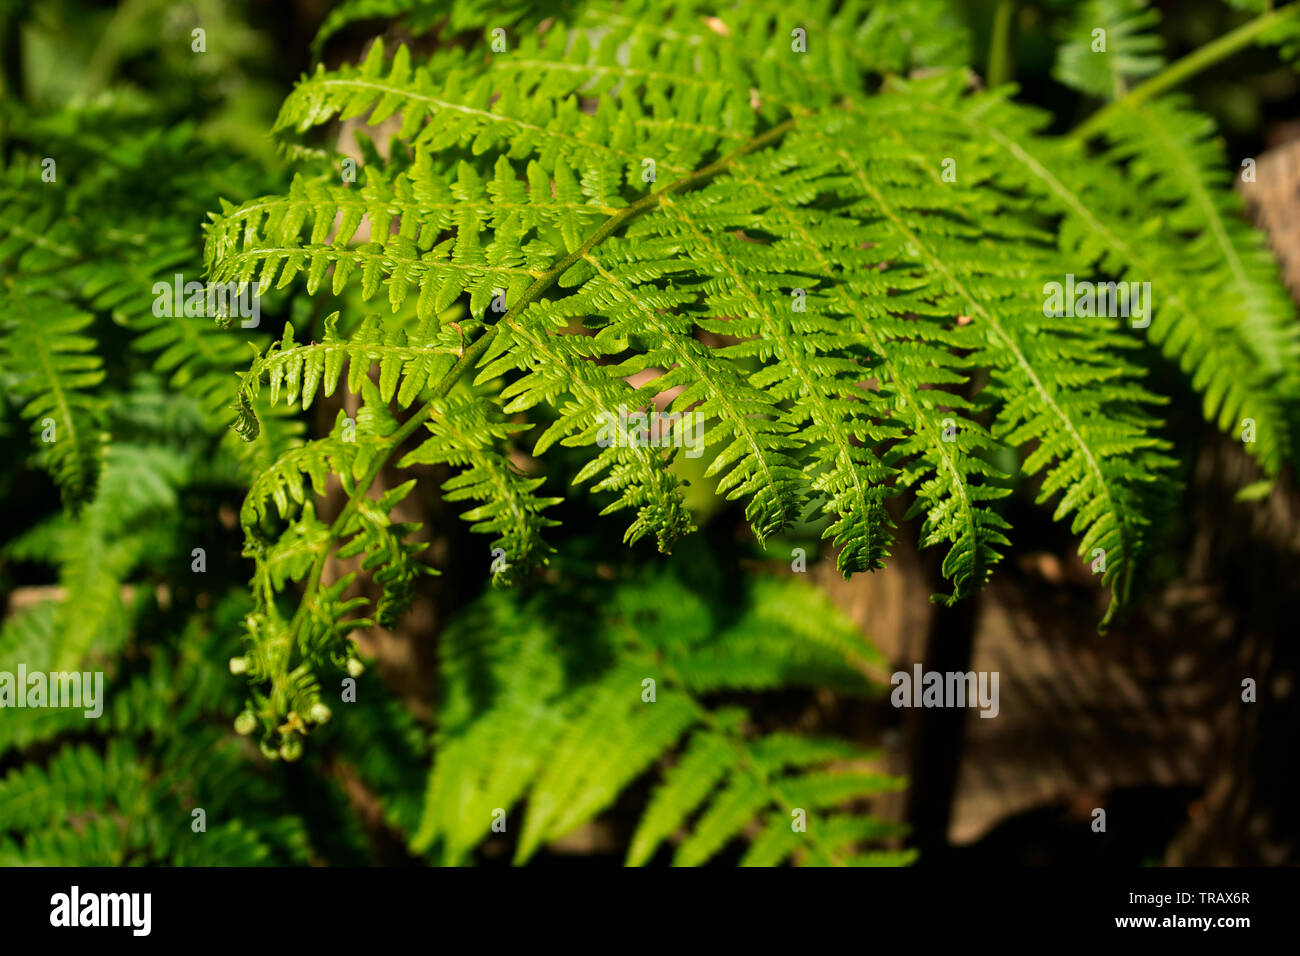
[987,0,1016,88]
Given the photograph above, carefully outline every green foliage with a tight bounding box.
[398,391,561,583]
[0,103,304,481]
[1054,0,1166,99]
[3,0,1298,869]
[0,7,417,866]
[0,590,426,865]
[0,297,105,504]
[201,0,1300,742]
[1040,1,1300,475]
[240,313,461,416]
[414,558,907,866]
[1096,97,1300,455]
[0,604,315,867]
[0,373,427,863]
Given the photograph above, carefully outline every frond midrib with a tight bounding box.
[1124,99,1288,379]
[943,98,1285,470]
[301,75,695,176]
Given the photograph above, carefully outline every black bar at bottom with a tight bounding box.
[0,865,1283,943]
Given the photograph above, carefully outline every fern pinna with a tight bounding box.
[197,0,1294,858]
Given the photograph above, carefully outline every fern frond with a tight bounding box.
[481,301,696,550]
[49,443,189,670]
[241,434,362,534]
[239,312,461,416]
[0,113,301,484]
[713,134,1012,597]
[623,729,734,866]
[398,392,560,580]
[835,86,1177,610]
[275,40,707,182]
[0,742,144,838]
[210,0,1290,749]
[1053,0,1165,100]
[0,605,78,755]
[1099,95,1300,443]
[238,399,436,753]
[528,233,808,541]
[205,155,605,322]
[906,75,1295,475]
[0,732,313,866]
[223,31,1010,576]
[515,664,702,860]
[339,480,437,629]
[569,0,968,113]
[664,732,907,867]
[0,295,106,503]
[414,564,903,866]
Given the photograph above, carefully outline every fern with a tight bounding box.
[397,391,561,582]
[1094,94,1300,460]
[235,393,442,757]
[0,596,309,866]
[238,312,462,415]
[0,576,431,864]
[0,296,106,504]
[0,2,441,869]
[1054,0,1166,100]
[5,0,1292,870]
[412,562,906,866]
[1023,1,1300,476]
[201,0,1300,741]
[0,105,302,485]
